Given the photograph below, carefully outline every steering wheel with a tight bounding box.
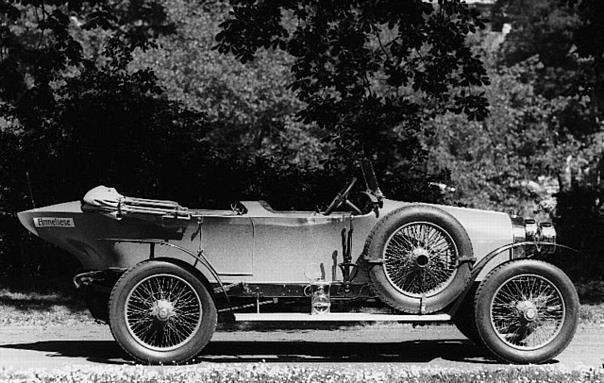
[323,178,361,215]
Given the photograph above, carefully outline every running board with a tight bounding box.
[233,313,451,322]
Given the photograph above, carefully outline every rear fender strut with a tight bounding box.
[99,238,234,318]
[447,241,580,317]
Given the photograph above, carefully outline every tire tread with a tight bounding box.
[474,259,579,364]
[108,260,216,364]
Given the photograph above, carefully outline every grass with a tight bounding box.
[0,288,96,327]
[579,304,604,327]
[0,364,603,383]
[576,281,604,304]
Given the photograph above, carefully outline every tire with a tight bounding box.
[366,205,473,313]
[108,260,217,364]
[474,259,579,364]
[452,283,483,346]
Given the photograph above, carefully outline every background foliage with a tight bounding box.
[0,0,603,289]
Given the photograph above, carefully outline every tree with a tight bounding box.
[493,0,604,125]
[214,0,491,180]
[129,0,331,208]
[425,60,591,213]
[131,1,300,136]
[493,0,578,67]
[0,0,175,125]
[0,0,187,288]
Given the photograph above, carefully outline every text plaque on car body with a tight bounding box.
[33,217,75,228]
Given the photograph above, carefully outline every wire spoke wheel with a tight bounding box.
[490,274,565,351]
[368,206,472,314]
[125,274,203,352]
[475,260,578,364]
[383,221,459,297]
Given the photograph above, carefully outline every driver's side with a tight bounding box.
[321,159,384,216]
[322,177,362,215]
[229,160,384,217]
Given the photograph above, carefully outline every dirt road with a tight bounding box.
[0,324,602,370]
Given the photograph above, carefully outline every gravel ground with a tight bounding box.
[1,322,603,370]
[0,289,603,381]
[0,363,603,383]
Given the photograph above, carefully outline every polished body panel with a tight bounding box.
[18,197,514,284]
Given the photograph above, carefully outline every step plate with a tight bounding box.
[233,313,451,322]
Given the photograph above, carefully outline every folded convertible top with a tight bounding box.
[82,185,193,220]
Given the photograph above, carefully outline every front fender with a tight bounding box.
[471,241,579,280]
[448,241,579,317]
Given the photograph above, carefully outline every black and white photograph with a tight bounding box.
[0,0,603,381]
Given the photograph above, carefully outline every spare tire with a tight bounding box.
[366,204,473,314]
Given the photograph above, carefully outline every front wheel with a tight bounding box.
[474,260,578,364]
[108,260,217,364]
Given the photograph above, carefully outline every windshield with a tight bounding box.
[360,159,384,200]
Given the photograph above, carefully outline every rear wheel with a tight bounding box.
[474,260,578,364]
[108,260,216,364]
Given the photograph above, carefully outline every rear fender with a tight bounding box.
[153,257,213,296]
[153,257,235,322]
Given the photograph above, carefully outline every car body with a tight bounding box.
[18,194,514,283]
[17,161,579,364]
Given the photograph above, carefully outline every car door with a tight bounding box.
[201,216,254,279]
[250,214,350,283]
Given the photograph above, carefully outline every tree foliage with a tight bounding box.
[128,0,333,207]
[0,0,187,286]
[493,0,604,120]
[0,0,174,124]
[426,60,596,213]
[126,1,337,208]
[132,1,299,133]
[214,0,491,165]
[7,0,604,288]
[432,0,604,279]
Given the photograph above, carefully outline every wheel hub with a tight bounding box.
[151,299,175,322]
[412,248,431,268]
[516,300,538,322]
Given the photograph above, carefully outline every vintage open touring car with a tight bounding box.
[17,161,579,364]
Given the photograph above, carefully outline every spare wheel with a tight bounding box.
[366,204,473,314]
